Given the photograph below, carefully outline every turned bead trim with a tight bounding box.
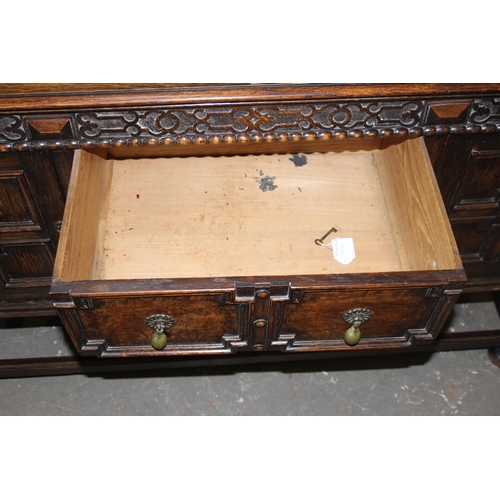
[1,125,498,153]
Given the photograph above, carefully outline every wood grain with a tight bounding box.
[1,84,499,111]
[97,145,403,279]
[56,136,464,282]
[427,133,500,289]
[52,149,112,282]
[375,137,462,272]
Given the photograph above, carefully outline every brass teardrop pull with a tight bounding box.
[343,308,373,346]
[145,314,176,350]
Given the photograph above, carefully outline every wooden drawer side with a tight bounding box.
[52,149,113,283]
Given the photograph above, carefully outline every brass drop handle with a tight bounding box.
[343,308,373,346]
[145,314,176,350]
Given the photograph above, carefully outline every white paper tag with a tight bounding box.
[332,237,355,264]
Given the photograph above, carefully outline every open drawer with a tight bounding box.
[50,137,466,357]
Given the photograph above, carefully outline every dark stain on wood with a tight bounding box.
[256,173,278,191]
[290,154,307,167]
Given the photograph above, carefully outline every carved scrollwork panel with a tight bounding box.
[68,100,472,139]
[0,115,26,142]
[469,98,500,124]
[1,97,499,152]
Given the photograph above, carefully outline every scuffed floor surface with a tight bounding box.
[0,349,498,416]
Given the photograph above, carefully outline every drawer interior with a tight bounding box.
[53,137,461,282]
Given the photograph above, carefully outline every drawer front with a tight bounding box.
[274,287,456,352]
[54,280,459,357]
[57,293,242,357]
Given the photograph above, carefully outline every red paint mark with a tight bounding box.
[136,194,140,199]
[208,400,216,409]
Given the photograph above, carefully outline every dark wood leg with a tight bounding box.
[487,292,500,367]
[488,347,500,367]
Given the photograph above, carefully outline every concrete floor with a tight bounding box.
[0,294,499,415]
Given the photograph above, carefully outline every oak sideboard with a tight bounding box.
[1,83,500,377]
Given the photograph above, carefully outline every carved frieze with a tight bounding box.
[0,115,25,142]
[1,97,499,152]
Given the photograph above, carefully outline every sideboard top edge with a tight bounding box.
[1,83,499,112]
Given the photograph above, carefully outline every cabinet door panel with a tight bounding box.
[0,171,43,233]
[0,242,54,288]
[0,153,46,240]
[449,222,496,261]
[0,151,72,315]
[451,150,500,211]
[18,151,68,248]
[426,134,500,288]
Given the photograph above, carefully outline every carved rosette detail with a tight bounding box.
[1,97,499,152]
[343,308,373,325]
[145,314,176,332]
